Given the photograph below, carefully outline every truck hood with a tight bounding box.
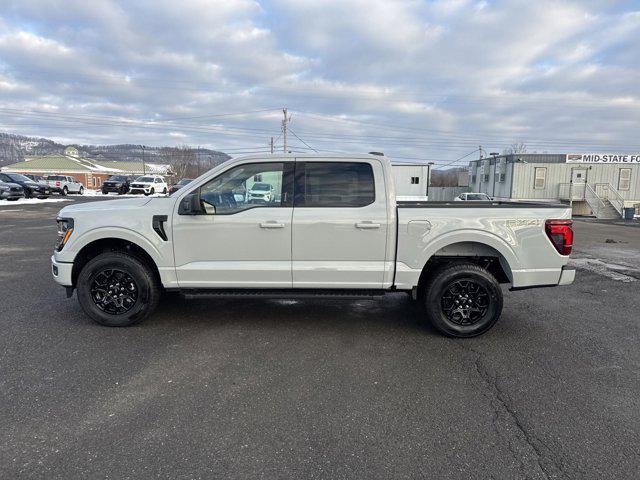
[58,197,153,216]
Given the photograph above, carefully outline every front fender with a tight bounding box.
[57,226,166,267]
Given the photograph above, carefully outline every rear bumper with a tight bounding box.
[510,266,575,291]
[51,255,73,287]
[558,266,575,286]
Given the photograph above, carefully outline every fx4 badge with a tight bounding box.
[506,219,541,228]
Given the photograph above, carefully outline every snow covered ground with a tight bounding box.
[0,197,72,207]
[83,189,168,198]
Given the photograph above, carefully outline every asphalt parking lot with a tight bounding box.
[1,198,639,479]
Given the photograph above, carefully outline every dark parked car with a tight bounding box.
[0,172,51,198]
[0,180,24,201]
[168,178,194,194]
[102,175,135,195]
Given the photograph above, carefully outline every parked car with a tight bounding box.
[247,182,275,203]
[44,175,84,195]
[168,178,194,195]
[102,175,135,195]
[52,154,575,337]
[0,172,51,198]
[129,175,168,195]
[454,192,493,201]
[0,180,24,201]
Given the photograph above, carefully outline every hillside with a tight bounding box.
[0,132,230,169]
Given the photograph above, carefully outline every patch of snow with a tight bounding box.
[83,190,168,198]
[0,198,72,207]
[569,257,637,282]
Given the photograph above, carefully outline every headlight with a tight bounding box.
[0,185,8,192]
[55,217,74,252]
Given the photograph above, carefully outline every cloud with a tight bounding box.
[0,0,638,160]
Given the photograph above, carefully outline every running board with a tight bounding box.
[180,288,387,300]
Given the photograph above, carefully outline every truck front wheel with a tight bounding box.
[422,263,503,337]
[76,251,161,327]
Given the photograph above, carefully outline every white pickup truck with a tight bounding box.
[44,175,85,195]
[51,154,575,337]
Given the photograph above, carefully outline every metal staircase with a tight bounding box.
[558,182,624,219]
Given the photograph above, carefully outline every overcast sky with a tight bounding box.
[0,0,638,165]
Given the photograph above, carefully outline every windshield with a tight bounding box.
[251,183,270,191]
[108,175,128,181]
[6,173,31,182]
[136,176,154,182]
[177,179,193,185]
[467,194,490,200]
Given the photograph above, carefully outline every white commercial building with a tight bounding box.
[468,153,640,219]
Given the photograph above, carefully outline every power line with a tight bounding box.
[288,128,318,152]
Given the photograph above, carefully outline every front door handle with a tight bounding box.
[260,221,285,229]
[355,222,381,229]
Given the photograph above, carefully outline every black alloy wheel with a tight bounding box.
[89,268,139,315]
[76,251,161,327]
[440,279,490,326]
[421,263,503,337]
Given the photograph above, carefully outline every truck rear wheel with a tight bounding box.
[421,263,503,337]
[76,251,161,327]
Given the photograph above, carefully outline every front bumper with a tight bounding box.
[51,255,73,287]
[0,190,24,200]
[102,184,125,192]
[130,187,151,194]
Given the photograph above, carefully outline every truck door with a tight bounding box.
[291,159,389,288]
[172,161,295,288]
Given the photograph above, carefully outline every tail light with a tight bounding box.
[56,181,61,186]
[545,219,573,255]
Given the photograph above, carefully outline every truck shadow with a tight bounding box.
[152,292,439,336]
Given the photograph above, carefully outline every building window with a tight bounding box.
[410,176,420,184]
[254,174,262,182]
[471,175,477,184]
[499,173,506,183]
[534,167,546,189]
[483,174,490,182]
[618,168,631,191]
[92,178,96,187]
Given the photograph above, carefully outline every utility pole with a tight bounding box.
[479,145,484,160]
[270,136,274,154]
[141,145,146,175]
[282,108,288,153]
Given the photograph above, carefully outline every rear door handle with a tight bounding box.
[355,222,381,229]
[260,221,285,229]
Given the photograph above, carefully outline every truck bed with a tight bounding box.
[393,201,573,290]
[397,200,568,208]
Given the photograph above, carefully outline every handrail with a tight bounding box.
[594,183,624,216]
[584,184,606,217]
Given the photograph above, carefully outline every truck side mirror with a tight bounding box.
[178,193,204,215]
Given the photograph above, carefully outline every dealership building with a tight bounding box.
[468,153,640,218]
[0,147,171,189]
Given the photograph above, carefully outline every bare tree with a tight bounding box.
[503,142,528,155]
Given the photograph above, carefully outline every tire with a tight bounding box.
[76,251,161,327]
[421,263,503,338]
[62,186,68,196]
[162,187,167,194]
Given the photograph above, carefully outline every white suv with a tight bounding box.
[130,175,168,195]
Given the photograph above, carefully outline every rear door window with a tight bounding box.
[295,162,375,207]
